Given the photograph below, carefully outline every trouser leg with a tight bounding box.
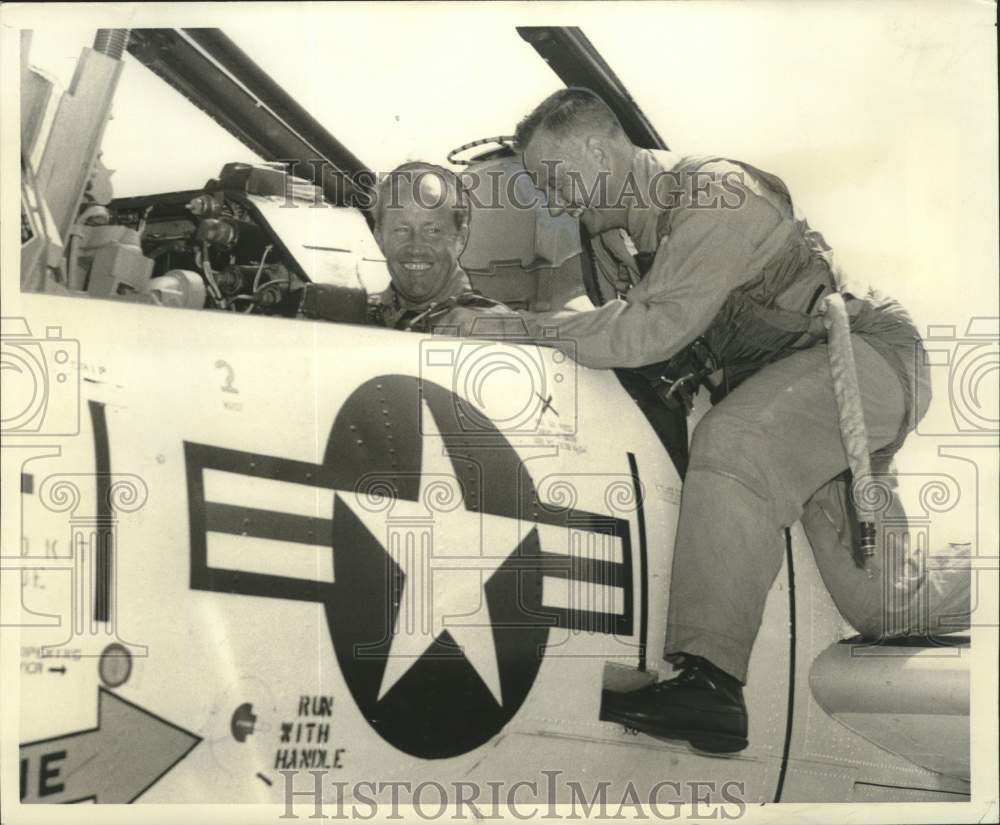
[664,338,905,682]
[805,474,972,641]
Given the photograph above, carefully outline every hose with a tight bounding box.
[822,293,877,562]
[446,135,516,166]
[93,30,130,61]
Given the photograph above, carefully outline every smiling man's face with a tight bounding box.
[376,174,469,306]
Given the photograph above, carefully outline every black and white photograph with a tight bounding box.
[1,2,997,823]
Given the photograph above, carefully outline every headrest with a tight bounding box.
[460,156,580,275]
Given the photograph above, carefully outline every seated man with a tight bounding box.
[370,161,519,335]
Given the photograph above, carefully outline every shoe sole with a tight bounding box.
[603,710,748,754]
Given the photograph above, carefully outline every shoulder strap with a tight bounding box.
[452,290,509,311]
[401,290,507,332]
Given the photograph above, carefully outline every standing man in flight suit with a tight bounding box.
[514,88,968,753]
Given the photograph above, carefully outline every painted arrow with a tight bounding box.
[19,687,201,803]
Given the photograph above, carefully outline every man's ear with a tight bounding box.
[455,223,470,256]
[584,134,608,165]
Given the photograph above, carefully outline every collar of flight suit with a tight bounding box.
[381,265,473,316]
[623,148,683,257]
[587,148,681,289]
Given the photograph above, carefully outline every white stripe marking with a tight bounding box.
[204,469,335,519]
[534,522,624,564]
[541,577,625,616]
[207,532,334,583]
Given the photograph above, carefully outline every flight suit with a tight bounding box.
[370,268,517,334]
[524,150,968,682]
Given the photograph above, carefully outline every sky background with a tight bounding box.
[22,3,997,335]
[15,1,999,542]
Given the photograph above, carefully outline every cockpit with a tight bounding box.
[20,25,690,474]
[94,148,594,323]
[21,27,612,326]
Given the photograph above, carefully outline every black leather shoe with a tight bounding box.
[600,655,748,753]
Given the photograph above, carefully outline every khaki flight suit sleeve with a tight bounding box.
[523,176,796,369]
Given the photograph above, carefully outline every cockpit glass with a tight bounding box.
[24,18,566,199]
[227,13,564,175]
[25,26,265,197]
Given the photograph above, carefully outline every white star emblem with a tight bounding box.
[340,400,535,706]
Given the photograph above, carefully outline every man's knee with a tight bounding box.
[689,407,770,481]
[692,407,747,455]
[687,405,809,524]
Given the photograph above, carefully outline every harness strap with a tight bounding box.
[400,290,508,332]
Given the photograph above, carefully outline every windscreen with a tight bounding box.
[24,15,564,197]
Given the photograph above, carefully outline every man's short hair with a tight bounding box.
[373,161,470,232]
[514,87,624,149]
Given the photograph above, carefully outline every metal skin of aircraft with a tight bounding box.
[8,25,972,811]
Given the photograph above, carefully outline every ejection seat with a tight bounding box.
[460,154,585,312]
